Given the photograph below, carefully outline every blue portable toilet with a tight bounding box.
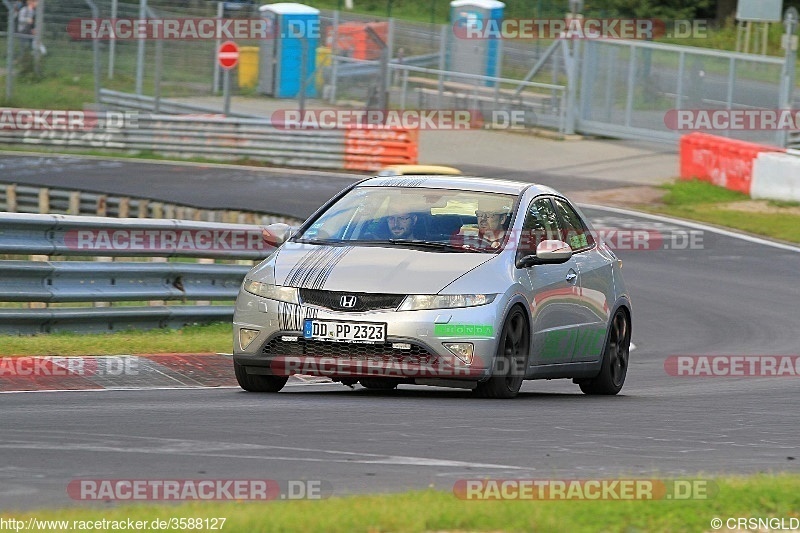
[449,0,505,85]
[258,3,320,98]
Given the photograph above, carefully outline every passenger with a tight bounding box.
[365,197,423,240]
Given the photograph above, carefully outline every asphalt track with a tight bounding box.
[1,157,799,511]
[0,153,633,220]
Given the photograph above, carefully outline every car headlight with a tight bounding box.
[242,279,299,304]
[398,294,496,311]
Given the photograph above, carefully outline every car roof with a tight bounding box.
[378,165,462,176]
[359,175,561,197]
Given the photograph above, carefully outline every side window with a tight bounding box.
[553,198,595,251]
[519,197,559,255]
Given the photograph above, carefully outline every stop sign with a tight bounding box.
[218,41,239,70]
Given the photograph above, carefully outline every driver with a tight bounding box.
[452,197,512,250]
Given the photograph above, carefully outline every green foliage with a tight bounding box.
[586,0,713,19]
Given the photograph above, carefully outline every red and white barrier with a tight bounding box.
[751,151,800,202]
[679,132,785,195]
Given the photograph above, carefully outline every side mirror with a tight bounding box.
[516,240,573,268]
[261,223,293,247]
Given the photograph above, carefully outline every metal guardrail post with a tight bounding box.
[778,7,798,148]
[135,0,147,95]
[154,38,163,113]
[437,25,446,108]
[212,1,223,94]
[329,10,339,103]
[32,0,43,76]
[108,0,117,79]
[83,0,101,104]
[2,0,14,101]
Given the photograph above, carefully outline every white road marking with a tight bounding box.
[579,203,800,253]
[0,438,530,471]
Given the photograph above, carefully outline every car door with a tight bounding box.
[552,198,613,362]
[518,196,584,366]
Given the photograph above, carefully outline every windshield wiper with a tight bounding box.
[380,239,478,252]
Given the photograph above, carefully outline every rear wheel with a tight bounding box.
[234,362,288,392]
[359,379,399,390]
[579,310,630,395]
[474,307,529,399]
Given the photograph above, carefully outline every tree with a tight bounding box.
[590,0,713,19]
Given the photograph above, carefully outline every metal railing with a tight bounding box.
[0,112,350,170]
[0,213,273,334]
[0,182,300,225]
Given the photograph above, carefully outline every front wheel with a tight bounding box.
[474,307,529,399]
[579,310,630,395]
[234,362,288,392]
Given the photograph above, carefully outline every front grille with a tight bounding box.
[262,337,438,366]
[299,289,406,312]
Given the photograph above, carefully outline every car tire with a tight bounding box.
[234,362,288,392]
[579,310,630,395]
[474,306,529,399]
[359,379,399,390]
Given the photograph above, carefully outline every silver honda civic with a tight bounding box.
[233,175,631,398]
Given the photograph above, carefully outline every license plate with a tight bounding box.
[303,319,386,344]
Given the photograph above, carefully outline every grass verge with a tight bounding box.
[645,179,800,244]
[0,323,232,356]
[6,475,800,532]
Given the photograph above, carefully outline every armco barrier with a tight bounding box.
[679,133,785,194]
[751,152,800,202]
[344,127,419,171]
[0,213,274,334]
[0,111,418,171]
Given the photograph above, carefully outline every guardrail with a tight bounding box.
[0,213,273,334]
[0,111,419,171]
[98,89,261,118]
[0,182,300,225]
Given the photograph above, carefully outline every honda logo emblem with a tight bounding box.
[339,295,357,308]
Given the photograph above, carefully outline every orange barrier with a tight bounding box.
[679,132,785,195]
[344,127,419,171]
[328,22,389,60]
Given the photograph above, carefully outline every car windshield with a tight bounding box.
[293,186,517,253]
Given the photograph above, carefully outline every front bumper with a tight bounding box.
[232,289,502,380]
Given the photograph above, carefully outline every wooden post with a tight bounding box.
[68,192,81,215]
[7,185,17,212]
[118,197,130,218]
[96,195,108,217]
[38,188,50,214]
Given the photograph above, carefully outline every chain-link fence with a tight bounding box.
[578,39,788,145]
[1,1,796,145]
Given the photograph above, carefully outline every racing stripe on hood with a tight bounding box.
[284,245,353,289]
[278,302,319,332]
